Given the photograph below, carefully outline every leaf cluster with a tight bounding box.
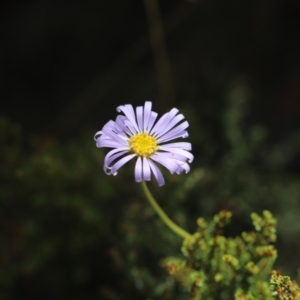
[163,210,299,299]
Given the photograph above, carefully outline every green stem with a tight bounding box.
[141,181,191,239]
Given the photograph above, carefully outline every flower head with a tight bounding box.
[94,101,193,186]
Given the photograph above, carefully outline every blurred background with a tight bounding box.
[1,0,300,299]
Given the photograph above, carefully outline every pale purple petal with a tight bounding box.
[124,119,138,135]
[152,151,187,163]
[151,154,180,174]
[176,162,190,174]
[157,121,189,143]
[94,130,102,140]
[102,124,128,146]
[115,115,132,136]
[154,114,185,138]
[146,111,158,132]
[143,157,151,181]
[159,142,191,150]
[116,104,139,132]
[96,136,123,148]
[148,159,165,186]
[158,120,189,138]
[102,120,117,132]
[113,122,125,135]
[158,146,194,162]
[157,130,189,143]
[136,106,144,132]
[135,157,142,182]
[143,101,152,132]
[111,154,136,175]
[149,113,168,136]
[104,149,129,173]
[166,153,189,162]
[150,108,179,136]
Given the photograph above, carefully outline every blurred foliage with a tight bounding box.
[0,117,117,299]
[163,210,300,299]
[270,271,300,300]
[1,85,300,299]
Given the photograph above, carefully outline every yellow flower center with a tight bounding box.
[129,133,158,157]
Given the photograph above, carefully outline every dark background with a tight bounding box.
[2,0,300,138]
[1,0,300,299]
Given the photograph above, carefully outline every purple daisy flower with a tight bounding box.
[94,101,194,186]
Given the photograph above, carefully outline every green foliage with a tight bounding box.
[163,210,300,300]
[0,117,117,299]
[270,271,300,300]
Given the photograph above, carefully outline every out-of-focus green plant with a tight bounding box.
[0,117,118,299]
[270,270,300,300]
[162,210,300,299]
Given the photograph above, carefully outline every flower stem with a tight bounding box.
[141,181,191,239]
